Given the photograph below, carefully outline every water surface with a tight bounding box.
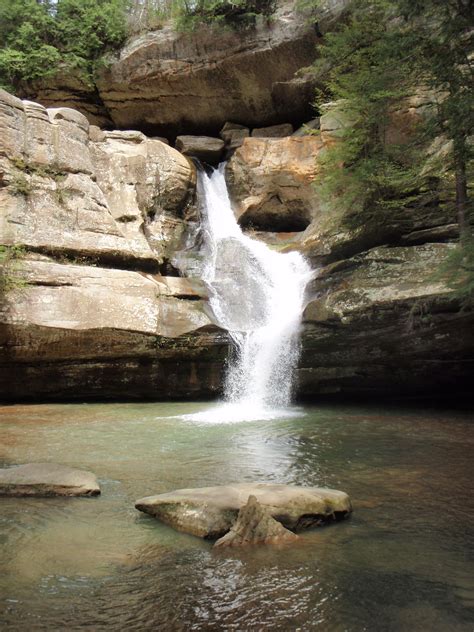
[1,401,473,631]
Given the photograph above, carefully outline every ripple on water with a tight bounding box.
[1,401,473,631]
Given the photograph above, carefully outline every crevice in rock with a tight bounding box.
[24,246,161,273]
[238,201,312,232]
[159,258,181,277]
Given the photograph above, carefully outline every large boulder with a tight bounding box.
[135,483,352,538]
[175,135,224,165]
[226,136,322,232]
[251,123,293,137]
[219,122,250,155]
[0,463,100,497]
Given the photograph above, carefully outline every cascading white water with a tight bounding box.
[185,165,313,423]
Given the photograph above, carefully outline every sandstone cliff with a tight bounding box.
[225,107,472,398]
[0,90,228,400]
[23,1,330,137]
[1,5,472,401]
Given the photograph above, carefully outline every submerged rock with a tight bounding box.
[0,463,100,497]
[135,483,352,538]
[214,495,299,548]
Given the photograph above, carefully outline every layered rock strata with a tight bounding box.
[24,1,329,137]
[0,90,228,401]
[1,85,472,401]
[226,105,473,398]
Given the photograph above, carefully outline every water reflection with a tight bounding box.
[1,402,473,631]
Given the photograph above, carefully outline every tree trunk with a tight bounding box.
[453,136,470,240]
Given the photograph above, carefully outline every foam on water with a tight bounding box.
[181,165,312,424]
[176,403,306,425]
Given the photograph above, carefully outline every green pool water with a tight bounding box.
[1,401,473,631]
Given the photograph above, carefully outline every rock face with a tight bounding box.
[214,495,299,548]
[24,2,328,137]
[0,90,228,401]
[226,136,321,232]
[0,256,228,401]
[135,483,352,538]
[226,101,474,398]
[175,135,224,165]
[0,463,100,497]
[299,244,473,397]
[1,73,472,402]
[0,90,195,270]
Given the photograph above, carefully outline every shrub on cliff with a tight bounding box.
[175,0,276,30]
[310,0,473,304]
[311,0,472,234]
[127,0,276,33]
[0,0,127,91]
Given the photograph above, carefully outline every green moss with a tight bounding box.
[9,172,31,196]
[0,244,28,293]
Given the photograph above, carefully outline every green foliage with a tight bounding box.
[311,0,473,235]
[0,0,128,91]
[175,0,276,30]
[130,0,276,32]
[311,0,428,228]
[436,239,474,310]
[9,172,32,196]
[0,244,27,293]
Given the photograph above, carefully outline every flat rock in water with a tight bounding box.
[135,483,351,538]
[0,463,101,497]
[214,495,299,548]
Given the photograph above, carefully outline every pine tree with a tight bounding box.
[0,0,128,91]
[395,0,473,238]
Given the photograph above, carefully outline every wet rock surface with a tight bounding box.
[0,463,100,497]
[135,483,352,538]
[226,100,473,399]
[214,495,300,548]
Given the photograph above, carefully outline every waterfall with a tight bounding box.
[186,165,312,423]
